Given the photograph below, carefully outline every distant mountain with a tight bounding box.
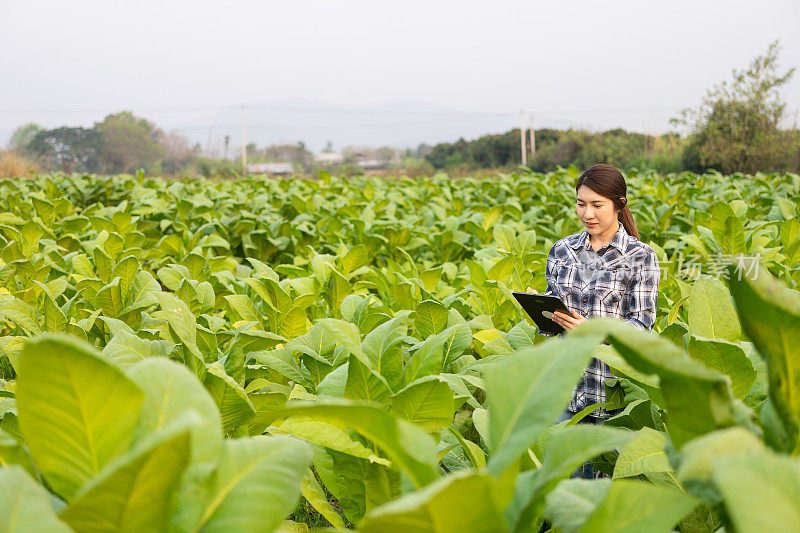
[0,100,523,155]
[166,99,518,153]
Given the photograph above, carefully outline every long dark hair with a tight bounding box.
[576,163,639,240]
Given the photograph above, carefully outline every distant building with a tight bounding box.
[315,153,345,165]
[314,152,388,170]
[358,159,384,170]
[247,162,294,175]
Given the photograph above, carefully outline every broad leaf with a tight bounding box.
[103,331,175,367]
[361,312,409,390]
[485,333,602,474]
[612,427,671,479]
[575,479,697,533]
[360,471,508,533]
[543,479,611,533]
[194,436,311,533]
[59,420,192,533]
[204,362,256,434]
[126,358,222,464]
[713,452,800,531]
[505,425,635,532]
[573,318,733,448]
[687,278,742,342]
[0,466,72,533]
[260,402,437,488]
[686,335,756,400]
[345,355,392,408]
[727,264,800,453]
[390,377,454,432]
[414,300,449,339]
[16,335,144,500]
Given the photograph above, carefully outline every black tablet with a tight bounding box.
[511,292,572,336]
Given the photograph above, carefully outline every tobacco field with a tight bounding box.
[1,168,799,532]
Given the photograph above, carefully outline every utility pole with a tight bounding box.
[520,110,527,166]
[529,114,535,161]
[241,105,247,177]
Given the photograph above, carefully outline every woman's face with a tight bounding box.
[576,185,620,236]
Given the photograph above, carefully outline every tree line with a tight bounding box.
[424,41,799,175]
[7,112,197,176]
[2,41,797,178]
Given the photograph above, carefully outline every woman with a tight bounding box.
[527,163,660,477]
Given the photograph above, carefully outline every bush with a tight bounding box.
[0,150,38,178]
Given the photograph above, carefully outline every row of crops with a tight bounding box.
[1,168,799,532]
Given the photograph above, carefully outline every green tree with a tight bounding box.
[672,40,797,174]
[94,111,164,173]
[8,122,43,152]
[27,127,101,173]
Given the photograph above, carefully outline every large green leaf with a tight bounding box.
[506,320,537,350]
[42,292,67,333]
[403,323,473,385]
[390,377,454,432]
[713,452,800,532]
[676,427,764,502]
[154,293,205,379]
[577,479,697,533]
[361,312,410,390]
[505,425,635,532]
[341,245,369,275]
[193,436,311,533]
[0,465,72,533]
[686,335,756,399]
[286,322,339,366]
[0,294,41,334]
[118,271,160,321]
[275,417,389,465]
[414,300,449,339]
[344,355,392,408]
[573,318,733,448]
[612,427,671,479]
[102,331,175,367]
[204,362,256,434]
[485,333,602,475]
[312,447,368,524]
[0,429,36,476]
[316,318,365,361]
[259,402,437,488]
[727,264,800,454]
[359,471,508,533]
[16,335,144,500]
[125,358,222,464]
[543,479,611,533]
[687,278,742,342]
[59,419,192,533]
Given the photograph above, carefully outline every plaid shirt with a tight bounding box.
[541,222,660,417]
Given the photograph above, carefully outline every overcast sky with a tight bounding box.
[1,0,798,150]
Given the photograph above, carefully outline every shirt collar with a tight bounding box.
[570,221,628,252]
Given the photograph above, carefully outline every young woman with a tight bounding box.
[527,163,660,476]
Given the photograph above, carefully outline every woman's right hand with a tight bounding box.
[526,287,539,294]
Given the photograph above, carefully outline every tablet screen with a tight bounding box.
[511,292,571,335]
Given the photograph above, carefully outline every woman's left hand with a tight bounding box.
[553,309,586,331]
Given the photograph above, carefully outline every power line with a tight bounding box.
[169,116,518,131]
